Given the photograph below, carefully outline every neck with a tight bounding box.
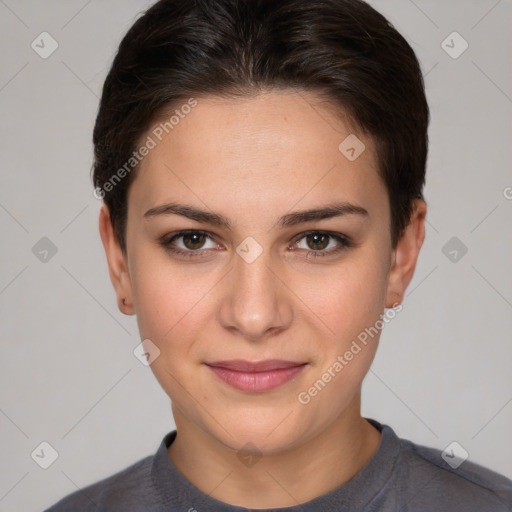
[167,396,382,509]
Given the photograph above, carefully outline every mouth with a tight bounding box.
[204,359,308,392]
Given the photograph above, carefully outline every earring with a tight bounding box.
[122,298,126,305]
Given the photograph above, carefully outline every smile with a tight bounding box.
[205,360,308,392]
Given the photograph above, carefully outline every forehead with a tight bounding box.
[128,90,387,222]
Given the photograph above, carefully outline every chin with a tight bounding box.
[204,411,311,455]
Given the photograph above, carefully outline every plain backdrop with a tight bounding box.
[0,1,511,511]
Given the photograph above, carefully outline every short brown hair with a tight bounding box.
[93,0,429,252]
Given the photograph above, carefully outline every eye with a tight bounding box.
[160,230,219,258]
[292,231,352,258]
[160,229,353,260]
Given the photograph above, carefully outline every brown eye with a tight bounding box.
[161,230,218,257]
[182,232,207,250]
[293,231,351,257]
[305,233,330,251]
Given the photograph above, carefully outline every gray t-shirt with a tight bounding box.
[44,418,512,511]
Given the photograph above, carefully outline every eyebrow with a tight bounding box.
[143,201,369,229]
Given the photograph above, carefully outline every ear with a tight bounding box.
[385,199,427,308]
[98,204,135,315]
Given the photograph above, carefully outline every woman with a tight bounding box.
[45,0,512,510]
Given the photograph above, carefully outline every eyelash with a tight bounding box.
[159,230,353,260]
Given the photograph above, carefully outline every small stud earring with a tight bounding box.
[122,298,126,305]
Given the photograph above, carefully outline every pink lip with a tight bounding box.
[205,360,307,392]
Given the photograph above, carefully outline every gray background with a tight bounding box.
[0,1,511,510]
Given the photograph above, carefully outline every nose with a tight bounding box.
[217,247,293,341]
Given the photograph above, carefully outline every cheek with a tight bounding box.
[129,246,205,340]
[298,247,390,345]
[131,259,212,395]
[293,251,389,419]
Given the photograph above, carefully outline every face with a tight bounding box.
[100,90,425,454]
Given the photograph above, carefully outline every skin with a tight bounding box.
[99,90,426,508]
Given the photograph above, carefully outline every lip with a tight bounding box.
[205,359,308,392]
[206,359,306,372]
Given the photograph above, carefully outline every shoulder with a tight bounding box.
[392,429,512,511]
[43,453,158,512]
